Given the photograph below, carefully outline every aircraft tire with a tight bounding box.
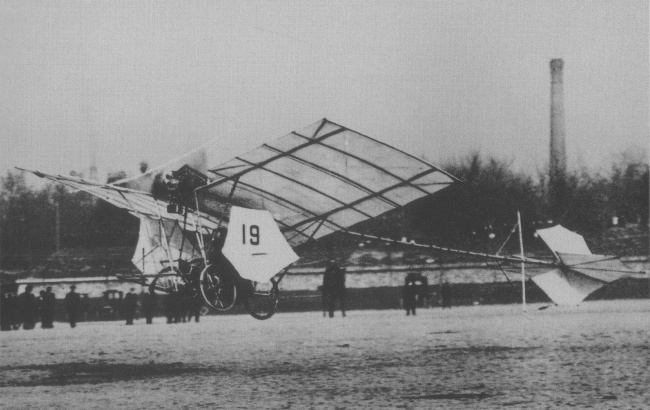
[243,278,279,320]
[199,264,237,311]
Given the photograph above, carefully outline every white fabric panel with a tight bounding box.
[536,225,592,256]
[222,206,299,282]
[131,216,202,275]
[532,269,604,305]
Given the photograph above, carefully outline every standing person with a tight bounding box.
[441,281,453,309]
[164,291,175,324]
[38,290,46,328]
[402,278,417,316]
[40,286,56,329]
[8,293,20,330]
[179,285,188,323]
[419,276,430,308]
[1,293,11,331]
[186,294,202,323]
[1,292,17,331]
[140,289,157,325]
[65,285,80,328]
[172,288,184,324]
[81,295,90,322]
[325,259,347,318]
[321,272,331,318]
[19,285,39,330]
[123,288,138,325]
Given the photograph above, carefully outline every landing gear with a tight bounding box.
[199,264,237,311]
[152,261,282,320]
[243,278,280,320]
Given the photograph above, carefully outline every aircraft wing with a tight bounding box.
[21,119,459,248]
[20,169,222,235]
[195,118,460,248]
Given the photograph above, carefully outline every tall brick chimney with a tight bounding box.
[549,59,567,214]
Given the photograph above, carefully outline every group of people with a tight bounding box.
[97,287,203,326]
[0,284,204,330]
[319,260,454,318]
[402,274,453,316]
[161,285,202,324]
[0,284,84,330]
[3,266,453,329]
[118,287,201,326]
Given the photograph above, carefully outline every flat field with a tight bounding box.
[1,300,648,409]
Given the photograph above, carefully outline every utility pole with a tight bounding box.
[518,211,526,312]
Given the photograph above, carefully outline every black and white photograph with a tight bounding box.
[1,1,648,408]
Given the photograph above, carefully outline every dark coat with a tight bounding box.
[324,263,346,293]
[123,292,138,315]
[140,292,157,317]
[402,283,417,308]
[65,291,81,319]
[41,291,56,326]
[19,292,39,329]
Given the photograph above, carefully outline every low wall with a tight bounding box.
[5,277,646,324]
[9,257,648,322]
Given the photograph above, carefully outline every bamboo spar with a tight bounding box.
[518,211,526,312]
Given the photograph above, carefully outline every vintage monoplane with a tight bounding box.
[21,118,639,318]
[22,119,460,319]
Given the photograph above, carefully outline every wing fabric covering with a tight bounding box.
[533,225,633,305]
[132,215,203,275]
[21,171,223,235]
[197,118,459,248]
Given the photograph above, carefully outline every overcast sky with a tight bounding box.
[1,0,647,182]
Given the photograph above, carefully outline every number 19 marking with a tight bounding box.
[242,224,260,245]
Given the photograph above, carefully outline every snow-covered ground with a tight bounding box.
[1,300,648,409]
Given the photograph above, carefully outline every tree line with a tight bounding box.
[0,150,647,269]
[402,150,648,252]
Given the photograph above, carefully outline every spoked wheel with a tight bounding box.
[199,264,237,311]
[243,278,280,320]
[149,267,187,295]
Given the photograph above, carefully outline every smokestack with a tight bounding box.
[549,58,567,214]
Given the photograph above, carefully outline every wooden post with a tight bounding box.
[518,211,526,312]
